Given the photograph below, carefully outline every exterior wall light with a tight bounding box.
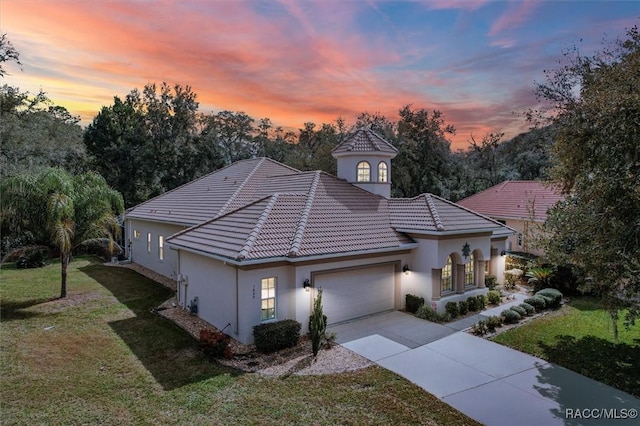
[303,278,311,292]
[402,264,410,275]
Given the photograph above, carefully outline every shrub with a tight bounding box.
[253,319,301,353]
[471,320,488,336]
[535,288,563,309]
[519,302,535,315]
[503,272,519,290]
[525,296,547,310]
[476,294,487,310]
[309,289,327,357]
[467,296,478,312]
[405,294,425,314]
[510,305,527,316]
[485,274,498,290]
[458,300,469,315]
[487,290,502,305]
[486,315,503,331]
[416,305,448,323]
[501,309,521,324]
[199,329,232,359]
[15,247,48,269]
[445,301,459,318]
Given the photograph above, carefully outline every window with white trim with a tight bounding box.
[441,256,453,293]
[261,277,276,321]
[465,253,474,287]
[147,232,152,253]
[356,161,371,182]
[378,161,388,182]
[133,230,141,239]
[158,235,164,261]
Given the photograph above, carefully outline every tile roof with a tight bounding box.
[457,181,563,221]
[332,127,398,156]
[130,156,513,263]
[389,194,506,234]
[126,158,300,225]
[167,172,416,261]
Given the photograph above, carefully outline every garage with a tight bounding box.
[313,263,396,324]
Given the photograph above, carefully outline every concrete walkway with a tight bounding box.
[331,310,640,426]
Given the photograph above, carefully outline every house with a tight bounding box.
[457,181,563,257]
[125,128,513,344]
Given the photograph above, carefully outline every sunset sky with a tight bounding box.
[2,1,638,150]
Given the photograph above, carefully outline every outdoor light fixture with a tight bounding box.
[402,264,410,275]
[303,279,311,292]
[462,242,471,259]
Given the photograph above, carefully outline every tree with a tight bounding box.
[0,33,22,77]
[537,27,640,341]
[1,168,124,298]
[200,110,256,165]
[1,85,85,178]
[393,106,456,198]
[309,289,326,357]
[467,132,505,190]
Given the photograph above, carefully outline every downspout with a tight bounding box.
[235,265,239,336]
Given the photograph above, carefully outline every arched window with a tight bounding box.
[378,162,388,182]
[441,256,453,293]
[465,253,474,287]
[356,161,371,182]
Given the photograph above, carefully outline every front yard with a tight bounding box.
[0,257,479,425]
[492,297,640,398]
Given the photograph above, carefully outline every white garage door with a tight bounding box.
[314,264,395,324]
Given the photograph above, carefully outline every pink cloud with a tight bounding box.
[489,0,539,37]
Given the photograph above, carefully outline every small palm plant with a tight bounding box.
[525,266,554,292]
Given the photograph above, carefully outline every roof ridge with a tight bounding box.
[434,193,512,229]
[237,193,279,260]
[217,157,266,216]
[367,130,381,151]
[424,194,445,231]
[288,171,320,257]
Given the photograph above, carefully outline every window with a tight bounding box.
[261,277,276,321]
[356,161,371,182]
[465,253,474,287]
[133,230,141,239]
[158,236,164,261]
[378,162,388,183]
[147,233,151,253]
[441,256,453,293]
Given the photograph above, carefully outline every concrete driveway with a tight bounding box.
[331,311,640,426]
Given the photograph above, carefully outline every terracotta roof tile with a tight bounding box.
[457,181,563,221]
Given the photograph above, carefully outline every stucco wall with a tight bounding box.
[126,219,185,279]
[504,218,545,256]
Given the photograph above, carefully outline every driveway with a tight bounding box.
[330,311,640,426]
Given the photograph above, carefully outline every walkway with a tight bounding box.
[330,307,640,426]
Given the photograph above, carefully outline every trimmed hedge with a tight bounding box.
[445,301,459,318]
[416,305,450,323]
[524,295,547,310]
[485,274,498,290]
[253,319,301,353]
[535,288,563,309]
[458,300,469,315]
[487,290,501,305]
[476,294,487,310]
[519,302,536,315]
[510,305,527,317]
[467,296,478,312]
[501,308,521,324]
[486,315,503,331]
[405,294,425,314]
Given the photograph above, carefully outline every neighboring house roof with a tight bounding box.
[126,158,300,225]
[457,181,563,222]
[332,127,398,156]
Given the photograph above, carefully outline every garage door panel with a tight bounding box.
[315,264,395,324]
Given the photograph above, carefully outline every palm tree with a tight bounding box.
[1,168,124,298]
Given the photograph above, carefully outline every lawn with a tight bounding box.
[0,257,479,425]
[493,297,640,398]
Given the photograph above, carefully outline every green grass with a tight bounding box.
[493,297,640,397]
[1,258,479,425]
